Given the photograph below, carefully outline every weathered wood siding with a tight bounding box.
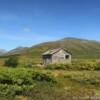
[52,49,71,64]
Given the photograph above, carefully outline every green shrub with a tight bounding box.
[4,56,18,68]
[72,60,100,71]
[65,73,100,87]
[72,62,96,70]
[0,67,57,94]
[32,71,57,84]
[46,61,100,71]
[95,62,100,70]
[0,84,15,100]
[46,64,72,70]
[0,67,57,99]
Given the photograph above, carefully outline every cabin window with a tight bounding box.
[65,55,69,59]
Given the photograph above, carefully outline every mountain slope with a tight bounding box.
[0,49,6,56]
[4,47,28,56]
[3,38,100,62]
[22,38,100,60]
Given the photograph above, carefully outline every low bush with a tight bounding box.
[72,62,96,70]
[46,61,100,71]
[46,64,72,70]
[0,67,57,99]
[94,62,100,70]
[65,73,100,87]
[4,56,18,68]
[32,72,56,84]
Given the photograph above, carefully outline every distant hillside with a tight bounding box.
[3,38,100,62]
[0,49,6,56]
[4,47,28,56]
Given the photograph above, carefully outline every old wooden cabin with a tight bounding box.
[42,48,71,65]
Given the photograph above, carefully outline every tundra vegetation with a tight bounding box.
[0,56,99,100]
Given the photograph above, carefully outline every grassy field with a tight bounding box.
[51,70,100,95]
[0,56,100,100]
[0,66,99,100]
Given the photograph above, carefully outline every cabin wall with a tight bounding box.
[52,50,71,64]
[43,49,71,65]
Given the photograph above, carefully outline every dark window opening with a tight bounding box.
[65,55,69,59]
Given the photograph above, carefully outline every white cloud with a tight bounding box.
[23,28,32,32]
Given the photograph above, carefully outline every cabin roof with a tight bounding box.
[43,48,71,55]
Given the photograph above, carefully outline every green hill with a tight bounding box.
[22,37,100,61]
[3,37,100,63]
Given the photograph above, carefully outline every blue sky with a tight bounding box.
[0,0,100,50]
